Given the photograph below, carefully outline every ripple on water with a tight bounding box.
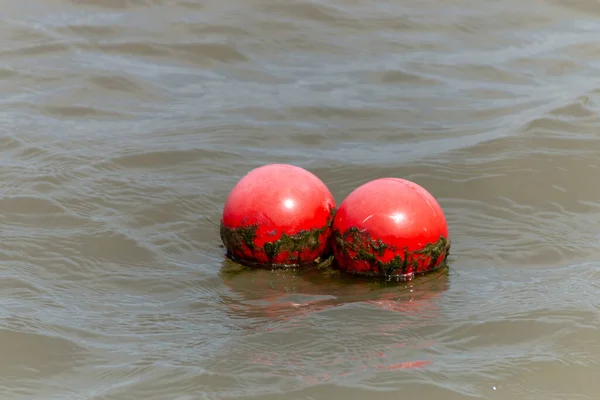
[1,0,600,399]
[0,328,90,382]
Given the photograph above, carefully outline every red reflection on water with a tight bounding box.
[300,359,432,384]
[219,262,449,380]
[221,261,448,320]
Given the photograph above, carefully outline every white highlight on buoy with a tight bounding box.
[390,212,406,224]
[283,198,295,210]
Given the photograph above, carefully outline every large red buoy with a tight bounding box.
[331,178,450,280]
[220,164,336,268]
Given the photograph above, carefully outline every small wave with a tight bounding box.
[92,41,249,67]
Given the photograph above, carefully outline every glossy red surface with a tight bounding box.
[221,164,336,267]
[332,178,449,278]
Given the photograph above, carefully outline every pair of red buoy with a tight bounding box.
[220,164,450,280]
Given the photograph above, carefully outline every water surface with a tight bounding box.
[1,0,600,399]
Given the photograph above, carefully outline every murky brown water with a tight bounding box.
[2,0,600,398]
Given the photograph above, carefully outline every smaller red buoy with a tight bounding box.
[331,178,450,280]
[220,164,336,268]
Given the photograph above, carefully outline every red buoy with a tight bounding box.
[331,178,450,280]
[220,164,336,268]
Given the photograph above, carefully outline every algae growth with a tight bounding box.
[219,211,335,268]
[333,226,451,280]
